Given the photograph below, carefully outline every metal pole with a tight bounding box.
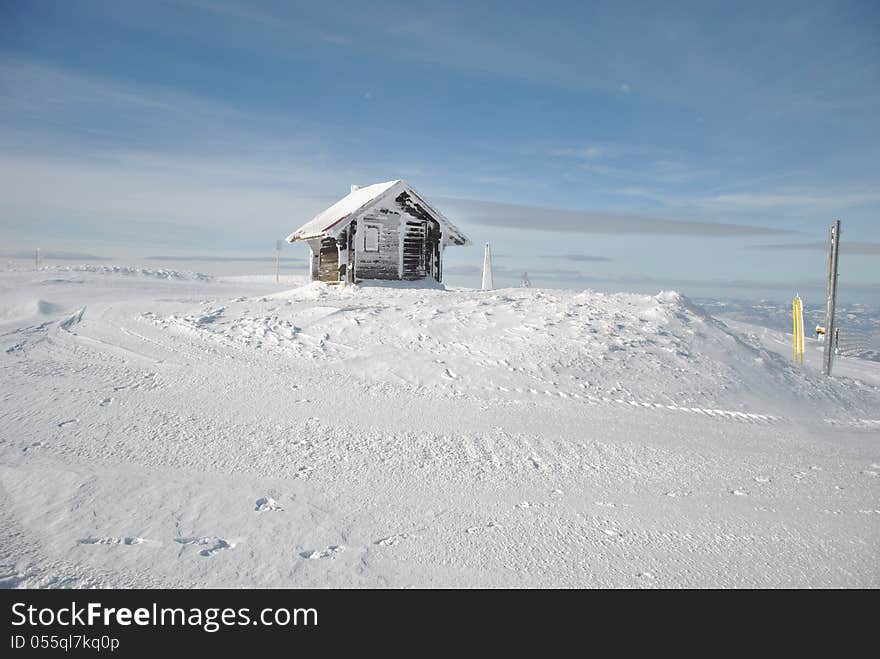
[822,219,841,376]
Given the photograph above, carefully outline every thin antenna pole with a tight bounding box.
[822,219,841,376]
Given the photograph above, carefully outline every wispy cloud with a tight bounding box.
[539,254,612,263]
[614,187,660,199]
[0,57,330,157]
[755,241,880,256]
[611,186,880,218]
[0,150,351,253]
[472,175,514,185]
[553,146,605,160]
[439,198,790,236]
[323,33,354,46]
[144,255,306,262]
[707,192,880,211]
[176,0,288,27]
[0,249,111,260]
[549,143,707,184]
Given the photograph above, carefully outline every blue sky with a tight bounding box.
[1,0,878,300]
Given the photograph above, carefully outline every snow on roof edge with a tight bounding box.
[286,180,470,245]
[400,184,471,247]
[286,180,401,242]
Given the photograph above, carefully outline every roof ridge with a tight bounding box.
[286,180,469,246]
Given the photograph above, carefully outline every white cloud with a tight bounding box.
[707,192,880,211]
[756,241,880,255]
[614,187,657,198]
[552,145,605,159]
[0,152,345,240]
[438,197,789,236]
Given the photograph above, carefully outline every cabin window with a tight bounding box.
[363,225,380,252]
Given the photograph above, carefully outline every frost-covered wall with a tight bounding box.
[354,210,401,280]
[303,183,462,283]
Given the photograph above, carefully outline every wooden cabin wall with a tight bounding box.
[307,239,321,281]
[336,191,449,282]
[318,237,339,282]
[354,210,401,280]
[427,219,441,282]
[401,219,427,279]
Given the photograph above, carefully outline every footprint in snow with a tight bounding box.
[57,419,78,428]
[441,368,458,380]
[254,496,283,512]
[375,534,410,547]
[175,537,234,557]
[300,545,344,560]
[99,397,113,407]
[731,489,749,496]
[78,536,155,546]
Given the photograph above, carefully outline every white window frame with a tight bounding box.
[363,224,380,252]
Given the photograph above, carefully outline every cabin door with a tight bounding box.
[318,238,339,282]
[402,220,427,279]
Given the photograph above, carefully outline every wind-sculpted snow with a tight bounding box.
[149,284,878,420]
[1,268,878,588]
[44,264,212,281]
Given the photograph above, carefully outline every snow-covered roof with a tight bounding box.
[287,180,470,246]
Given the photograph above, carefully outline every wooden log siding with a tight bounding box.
[354,211,401,280]
[402,220,427,279]
[335,228,350,283]
[308,239,321,281]
[318,237,340,282]
[291,181,467,285]
[318,190,453,283]
[426,219,441,281]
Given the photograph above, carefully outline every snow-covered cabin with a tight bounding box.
[287,180,469,284]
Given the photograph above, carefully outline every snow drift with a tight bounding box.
[152,283,876,420]
[2,268,877,588]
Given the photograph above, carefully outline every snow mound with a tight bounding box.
[149,284,880,419]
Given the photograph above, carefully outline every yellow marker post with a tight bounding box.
[792,295,804,364]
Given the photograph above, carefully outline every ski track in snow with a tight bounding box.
[1,268,878,588]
